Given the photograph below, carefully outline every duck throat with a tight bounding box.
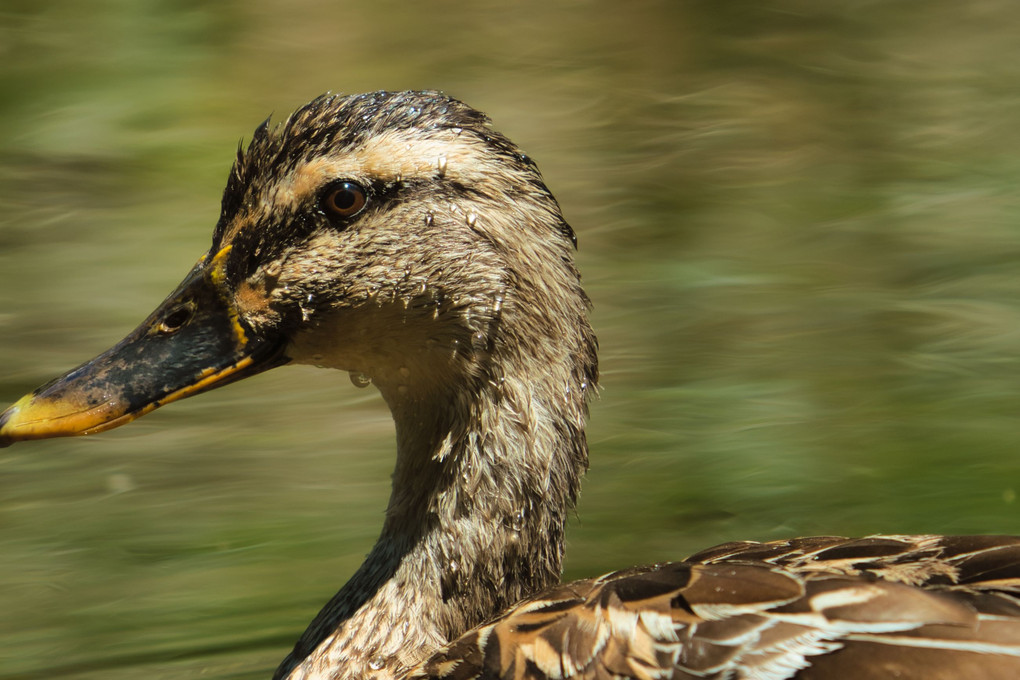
[276,329,596,680]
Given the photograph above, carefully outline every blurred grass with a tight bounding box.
[1,0,1020,677]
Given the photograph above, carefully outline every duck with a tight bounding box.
[1,90,1019,680]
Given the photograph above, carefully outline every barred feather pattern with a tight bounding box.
[409,535,1020,680]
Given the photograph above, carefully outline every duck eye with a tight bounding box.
[322,181,368,218]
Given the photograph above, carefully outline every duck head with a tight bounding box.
[0,90,590,447]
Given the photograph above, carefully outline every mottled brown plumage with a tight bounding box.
[0,91,1018,680]
[416,535,1020,680]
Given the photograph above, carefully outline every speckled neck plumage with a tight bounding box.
[276,345,593,680]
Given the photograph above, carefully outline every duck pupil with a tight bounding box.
[332,190,355,209]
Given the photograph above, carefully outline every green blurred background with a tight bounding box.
[1,1,1019,677]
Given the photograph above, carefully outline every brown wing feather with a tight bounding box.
[407,535,1020,680]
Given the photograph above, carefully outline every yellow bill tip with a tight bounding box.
[0,391,130,447]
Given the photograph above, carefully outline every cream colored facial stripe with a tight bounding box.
[221,129,493,248]
[285,129,490,202]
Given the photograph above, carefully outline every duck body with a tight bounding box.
[418,534,1020,680]
[0,91,1018,680]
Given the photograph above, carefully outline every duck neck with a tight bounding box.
[277,303,597,680]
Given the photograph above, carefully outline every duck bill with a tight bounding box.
[0,247,288,447]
